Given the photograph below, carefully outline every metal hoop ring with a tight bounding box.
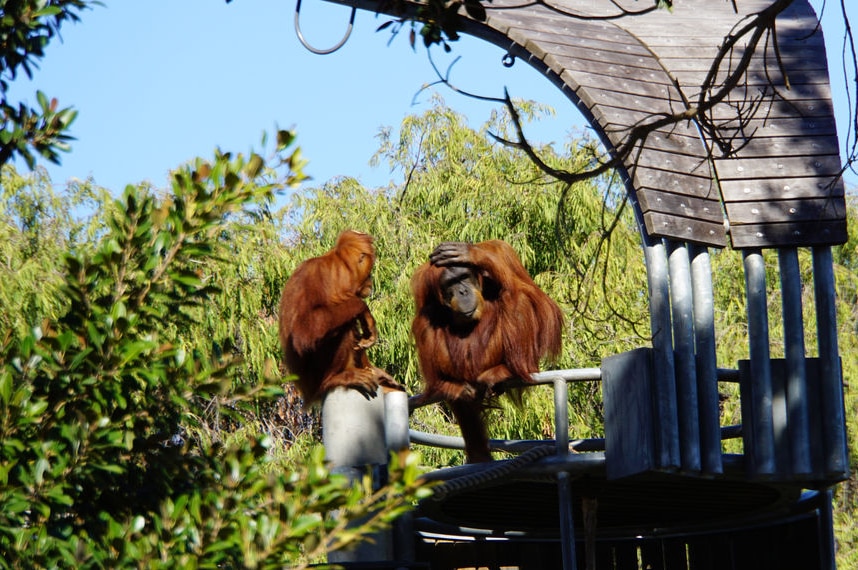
[294,0,356,55]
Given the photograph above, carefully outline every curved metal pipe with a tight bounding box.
[294,0,356,55]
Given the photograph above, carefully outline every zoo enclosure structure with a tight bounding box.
[304,0,850,568]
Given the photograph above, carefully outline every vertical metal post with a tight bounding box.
[689,244,723,474]
[554,377,578,570]
[668,240,701,472]
[384,389,410,453]
[812,246,848,478]
[818,488,837,570]
[383,389,414,563]
[554,376,570,456]
[643,236,680,470]
[778,248,812,476]
[323,387,392,563]
[742,249,776,477]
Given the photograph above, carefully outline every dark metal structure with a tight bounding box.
[307,0,850,568]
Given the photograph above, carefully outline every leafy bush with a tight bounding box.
[0,141,427,568]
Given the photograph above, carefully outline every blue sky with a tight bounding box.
[6,0,856,192]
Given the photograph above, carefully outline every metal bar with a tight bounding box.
[386,390,417,563]
[644,237,681,470]
[554,377,570,456]
[690,244,723,474]
[778,248,812,475]
[668,240,701,472]
[742,249,776,476]
[818,488,837,570]
[554,377,578,570]
[812,246,848,477]
[531,368,602,383]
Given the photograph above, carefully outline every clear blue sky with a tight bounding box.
[6,0,856,192]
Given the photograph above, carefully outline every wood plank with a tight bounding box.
[636,189,724,224]
[660,56,829,75]
[714,154,843,180]
[678,85,835,118]
[724,197,846,224]
[586,106,660,136]
[546,55,664,92]
[642,211,728,245]
[628,14,822,39]
[635,26,825,48]
[633,147,713,178]
[631,164,713,191]
[504,28,651,58]
[700,98,835,123]
[639,130,706,156]
[531,40,666,71]
[670,69,834,92]
[720,175,845,202]
[487,10,626,40]
[712,116,838,139]
[729,220,847,248]
[542,48,671,74]
[559,68,676,96]
[493,17,648,51]
[636,36,824,60]
[582,88,688,115]
[727,134,841,159]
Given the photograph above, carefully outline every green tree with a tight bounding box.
[0,0,94,167]
[0,139,429,568]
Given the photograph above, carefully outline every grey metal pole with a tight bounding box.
[668,240,701,472]
[644,237,680,471]
[742,249,776,476]
[690,244,723,474]
[812,246,848,478]
[779,248,812,476]
[554,376,578,570]
[384,389,410,453]
[383,389,415,563]
[322,387,392,563]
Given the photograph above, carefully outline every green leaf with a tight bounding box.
[33,6,63,17]
[0,371,12,404]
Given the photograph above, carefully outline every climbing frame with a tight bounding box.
[306,0,850,568]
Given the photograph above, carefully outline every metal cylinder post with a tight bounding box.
[384,389,410,453]
[812,246,848,478]
[779,247,812,476]
[322,386,392,563]
[644,237,680,470]
[554,377,578,570]
[668,240,701,472]
[742,249,776,476]
[690,244,723,474]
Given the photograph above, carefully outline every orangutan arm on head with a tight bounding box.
[429,240,534,290]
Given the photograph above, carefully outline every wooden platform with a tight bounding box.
[417,454,800,536]
[414,456,834,570]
